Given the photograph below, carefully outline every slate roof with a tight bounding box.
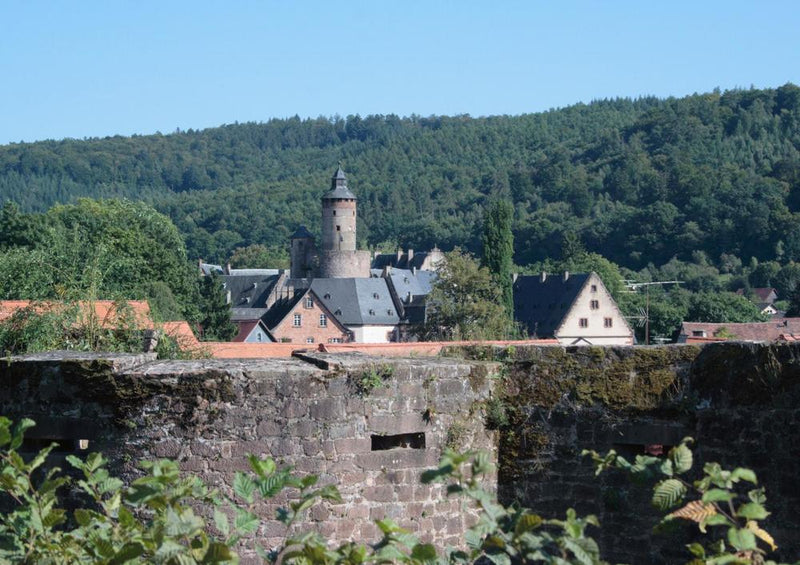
[290,225,314,239]
[679,319,800,342]
[200,262,223,276]
[385,268,436,298]
[262,292,305,330]
[371,252,436,271]
[221,274,281,308]
[230,308,269,322]
[323,167,356,200]
[513,273,591,337]
[311,278,399,325]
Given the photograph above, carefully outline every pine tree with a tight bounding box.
[198,274,236,341]
[481,200,514,316]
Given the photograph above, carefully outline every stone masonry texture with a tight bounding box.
[2,343,800,563]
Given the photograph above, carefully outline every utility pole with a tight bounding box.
[623,280,682,345]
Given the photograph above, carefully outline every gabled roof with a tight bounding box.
[311,278,399,326]
[513,273,591,337]
[232,320,275,343]
[679,319,800,342]
[752,287,778,303]
[290,225,314,240]
[221,274,281,308]
[200,262,223,276]
[262,292,306,330]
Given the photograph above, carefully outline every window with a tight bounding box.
[324,293,331,299]
[387,309,393,316]
[304,297,313,308]
[328,337,342,344]
[604,318,613,328]
[293,314,301,327]
[306,337,314,344]
[692,330,707,337]
[333,210,336,216]
[336,225,341,231]
[591,284,598,293]
[579,318,588,328]
[319,314,327,327]
[590,300,599,310]
[257,333,263,342]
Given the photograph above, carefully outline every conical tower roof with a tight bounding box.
[323,165,356,200]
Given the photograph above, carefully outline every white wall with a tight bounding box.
[350,325,398,343]
[555,273,634,346]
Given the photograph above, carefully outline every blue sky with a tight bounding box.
[1,1,798,144]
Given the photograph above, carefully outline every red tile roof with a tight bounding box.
[680,318,800,342]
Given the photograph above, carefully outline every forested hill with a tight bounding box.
[1,83,800,270]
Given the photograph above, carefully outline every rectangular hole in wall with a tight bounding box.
[20,437,90,454]
[371,432,426,451]
[613,442,673,458]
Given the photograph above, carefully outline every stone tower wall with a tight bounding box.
[290,237,316,279]
[321,199,357,252]
[319,250,372,278]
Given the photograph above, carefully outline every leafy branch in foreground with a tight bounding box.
[584,438,790,565]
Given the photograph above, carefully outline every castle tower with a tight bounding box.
[289,225,316,279]
[321,166,357,252]
[318,166,371,278]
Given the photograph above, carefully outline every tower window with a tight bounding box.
[336,225,341,231]
[333,210,336,216]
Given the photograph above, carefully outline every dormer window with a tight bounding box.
[335,309,342,316]
[369,309,375,316]
[373,293,380,299]
[324,293,331,299]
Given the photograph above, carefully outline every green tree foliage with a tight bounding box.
[686,292,768,323]
[481,200,514,315]
[1,85,800,272]
[423,249,514,341]
[228,243,289,269]
[198,273,236,341]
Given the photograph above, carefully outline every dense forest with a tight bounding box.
[1,84,800,338]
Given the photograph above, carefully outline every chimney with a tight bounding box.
[412,266,417,275]
[382,265,391,278]
[540,272,547,283]
[563,271,569,282]
[226,290,231,304]
[406,291,412,303]
[408,249,414,263]
[396,248,403,263]
[225,262,231,275]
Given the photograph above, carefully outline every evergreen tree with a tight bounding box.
[481,200,514,316]
[198,273,236,341]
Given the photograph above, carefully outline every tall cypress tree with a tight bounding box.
[481,200,514,316]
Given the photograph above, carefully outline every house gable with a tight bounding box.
[267,288,350,344]
[554,273,634,345]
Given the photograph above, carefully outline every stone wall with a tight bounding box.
[447,343,800,564]
[0,350,497,564]
[4,343,800,564]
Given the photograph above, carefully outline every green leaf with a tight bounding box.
[214,509,230,538]
[234,509,259,534]
[660,458,674,477]
[652,479,687,511]
[686,542,705,558]
[108,543,145,565]
[727,527,757,551]
[699,514,730,533]
[563,537,596,565]
[670,443,693,474]
[515,513,543,535]
[232,472,256,504]
[10,418,35,450]
[202,542,235,563]
[246,454,276,478]
[702,489,736,503]
[736,502,769,520]
[731,468,758,484]
[410,543,438,563]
